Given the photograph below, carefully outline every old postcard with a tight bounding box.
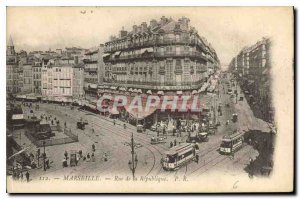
[6,6,294,193]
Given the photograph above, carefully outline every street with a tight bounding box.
[10,74,271,181]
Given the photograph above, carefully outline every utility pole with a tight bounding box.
[236,79,238,104]
[128,132,138,179]
[43,140,46,171]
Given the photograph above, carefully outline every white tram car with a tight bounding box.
[161,143,196,171]
[219,131,243,154]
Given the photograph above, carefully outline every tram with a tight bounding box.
[219,131,243,154]
[161,143,196,171]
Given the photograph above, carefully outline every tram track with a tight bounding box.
[67,109,165,177]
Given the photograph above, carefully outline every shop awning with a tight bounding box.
[16,95,26,99]
[192,90,198,95]
[119,87,127,91]
[198,82,209,93]
[109,108,120,115]
[157,91,164,95]
[91,84,98,89]
[141,47,154,54]
[113,51,121,56]
[176,91,183,95]
[110,86,117,90]
[146,90,152,94]
[102,53,110,58]
[128,88,133,92]
[137,89,142,93]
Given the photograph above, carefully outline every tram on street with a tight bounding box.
[161,143,196,171]
[219,131,243,155]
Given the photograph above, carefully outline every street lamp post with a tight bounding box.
[43,140,46,171]
[236,79,238,104]
[128,132,138,179]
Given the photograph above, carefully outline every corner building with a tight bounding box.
[102,16,219,91]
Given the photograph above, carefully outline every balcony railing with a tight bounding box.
[83,59,98,64]
[106,51,207,62]
[84,68,98,72]
[102,79,205,90]
[104,38,203,53]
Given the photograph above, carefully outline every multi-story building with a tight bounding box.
[102,16,219,91]
[73,63,85,99]
[83,46,103,99]
[229,37,273,122]
[21,55,36,94]
[6,36,19,94]
[52,64,73,97]
[41,59,54,97]
[32,61,42,95]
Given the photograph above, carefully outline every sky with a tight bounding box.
[6,7,286,67]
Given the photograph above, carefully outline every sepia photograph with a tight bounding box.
[5,6,294,193]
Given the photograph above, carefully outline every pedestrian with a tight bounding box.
[170,141,173,148]
[123,123,126,129]
[92,144,95,152]
[113,119,116,125]
[163,127,166,135]
[64,121,67,127]
[174,139,177,146]
[91,153,95,162]
[20,172,24,181]
[64,151,68,160]
[25,171,30,182]
[172,128,176,136]
[46,159,50,169]
[231,152,235,160]
[195,154,199,164]
[36,148,40,160]
[103,153,108,162]
[12,171,16,180]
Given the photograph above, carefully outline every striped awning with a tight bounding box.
[176,91,183,95]
[192,90,198,95]
[157,91,164,95]
[113,51,121,56]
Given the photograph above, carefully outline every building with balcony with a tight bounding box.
[229,37,273,122]
[6,36,19,94]
[102,16,219,92]
[83,45,104,100]
[32,61,42,95]
[52,64,73,97]
[73,63,85,99]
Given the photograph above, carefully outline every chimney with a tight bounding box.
[150,19,158,29]
[160,16,167,26]
[137,26,142,32]
[74,55,79,65]
[141,22,147,32]
[119,26,128,38]
[180,16,190,30]
[132,25,138,33]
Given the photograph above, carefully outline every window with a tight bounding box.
[176,46,181,55]
[176,34,180,42]
[160,47,164,55]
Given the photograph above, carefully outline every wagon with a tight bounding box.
[150,136,167,145]
[77,121,85,130]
